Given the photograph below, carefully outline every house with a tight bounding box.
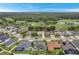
[54,31,60,35]
[15,41,32,51]
[37,31,43,37]
[72,40,79,48]
[60,32,67,36]
[15,47,25,51]
[3,39,17,47]
[66,31,79,40]
[33,41,47,51]
[47,42,60,51]
[66,31,74,36]
[61,41,79,54]
[65,49,78,54]
[45,31,51,37]
[0,34,11,43]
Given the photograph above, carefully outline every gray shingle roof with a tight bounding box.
[72,40,79,48]
[4,39,17,47]
[61,41,78,54]
[0,34,10,43]
[61,41,76,50]
[34,41,47,50]
[16,41,32,51]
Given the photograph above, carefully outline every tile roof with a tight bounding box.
[47,42,60,51]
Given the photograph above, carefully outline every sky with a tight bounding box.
[0,3,79,12]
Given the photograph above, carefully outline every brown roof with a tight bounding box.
[47,42,60,51]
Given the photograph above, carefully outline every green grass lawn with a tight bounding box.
[47,49,65,55]
[55,23,69,31]
[12,49,47,55]
[4,17,15,23]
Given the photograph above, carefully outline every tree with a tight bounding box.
[46,26,55,31]
[68,26,76,31]
[0,48,2,51]
[75,26,79,31]
[28,26,33,31]
[32,32,38,37]
[20,32,27,38]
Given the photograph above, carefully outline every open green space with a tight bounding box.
[58,19,79,22]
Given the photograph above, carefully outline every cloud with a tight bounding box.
[0,9,15,12]
[0,8,79,12]
[40,8,79,12]
[38,8,79,12]
[0,9,33,12]
[65,9,79,12]
[38,8,65,12]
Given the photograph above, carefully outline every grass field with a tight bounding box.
[58,19,79,22]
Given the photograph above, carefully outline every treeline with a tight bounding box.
[1,12,79,22]
[28,26,55,31]
[28,25,79,31]
[68,26,79,31]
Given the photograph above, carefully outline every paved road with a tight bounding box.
[0,46,11,54]
[9,46,17,52]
